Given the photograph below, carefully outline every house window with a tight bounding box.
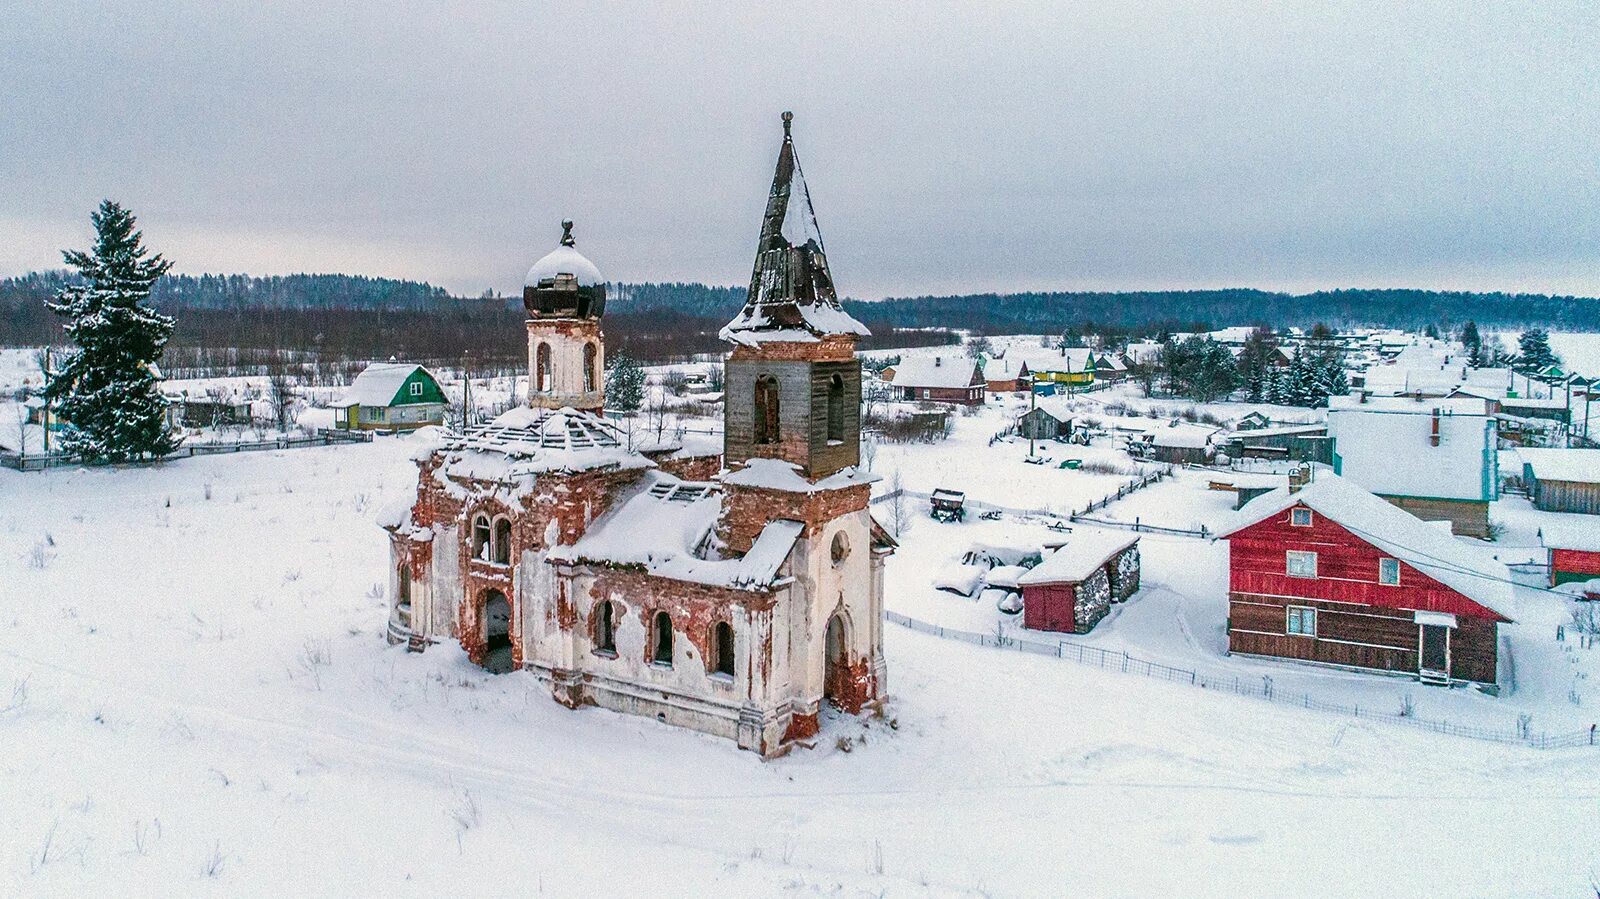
[1291,508,1312,527]
[492,517,512,565]
[1379,557,1401,586]
[1286,550,1318,578]
[922,388,930,399]
[1287,606,1317,637]
[652,611,674,665]
[827,374,845,443]
[409,381,423,397]
[754,375,780,445]
[593,600,616,653]
[583,342,598,393]
[471,514,492,561]
[712,621,735,677]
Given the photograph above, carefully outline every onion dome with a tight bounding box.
[523,220,606,319]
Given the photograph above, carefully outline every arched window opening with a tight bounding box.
[712,621,735,677]
[652,611,674,666]
[830,531,849,565]
[754,375,780,445]
[827,373,845,442]
[583,342,598,393]
[471,514,492,561]
[823,613,849,708]
[493,517,512,565]
[594,600,616,653]
[536,342,552,393]
[397,564,412,605]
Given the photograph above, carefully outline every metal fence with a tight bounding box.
[0,429,374,471]
[885,610,1598,750]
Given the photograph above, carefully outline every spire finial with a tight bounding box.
[560,219,575,247]
[781,110,793,139]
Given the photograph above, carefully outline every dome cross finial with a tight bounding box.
[781,110,793,139]
[560,219,575,247]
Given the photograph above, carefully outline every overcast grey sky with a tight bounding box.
[3,2,1597,299]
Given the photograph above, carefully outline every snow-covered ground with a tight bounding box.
[8,337,1600,892]
[4,409,1600,893]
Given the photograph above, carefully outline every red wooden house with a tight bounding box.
[1216,474,1512,687]
[1017,531,1141,634]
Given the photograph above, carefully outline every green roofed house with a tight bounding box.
[332,362,447,431]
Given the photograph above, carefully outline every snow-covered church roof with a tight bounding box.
[720,113,869,347]
[549,471,802,591]
[525,221,603,288]
[427,406,651,485]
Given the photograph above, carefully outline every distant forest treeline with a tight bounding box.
[4,271,1596,372]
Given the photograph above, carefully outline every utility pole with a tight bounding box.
[1028,372,1037,459]
[462,352,473,430]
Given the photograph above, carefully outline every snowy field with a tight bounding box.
[5,429,1600,894]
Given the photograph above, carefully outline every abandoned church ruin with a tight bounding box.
[382,114,894,756]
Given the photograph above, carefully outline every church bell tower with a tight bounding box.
[524,221,606,412]
[720,112,871,482]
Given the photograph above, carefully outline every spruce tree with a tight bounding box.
[1517,329,1558,373]
[45,201,177,462]
[605,352,647,413]
[1459,321,1483,366]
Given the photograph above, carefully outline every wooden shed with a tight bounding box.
[1016,398,1073,441]
[1017,531,1141,634]
[1520,449,1600,514]
[1539,522,1600,586]
[1218,475,1511,687]
[1225,423,1331,464]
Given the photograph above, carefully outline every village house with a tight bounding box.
[979,354,1031,394]
[332,362,447,431]
[1519,449,1600,514]
[889,355,985,404]
[1017,531,1141,634]
[1327,395,1498,538]
[381,113,893,758]
[1218,472,1511,687]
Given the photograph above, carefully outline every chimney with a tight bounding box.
[1430,408,1441,447]
[1288,465,1311,494]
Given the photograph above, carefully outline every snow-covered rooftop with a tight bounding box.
[1538,519,1600,553]
[891,356,981,390]
[551,471,799,591]
[1327,401,1495,501]
[1018,530,1139,585]
[1215,475,1513,619]
[1519,448,1600,484]
[331,362,435,409]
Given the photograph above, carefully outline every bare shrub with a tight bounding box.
[200,841,225,878]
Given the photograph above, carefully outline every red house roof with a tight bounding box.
[1216,475,1513,621]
